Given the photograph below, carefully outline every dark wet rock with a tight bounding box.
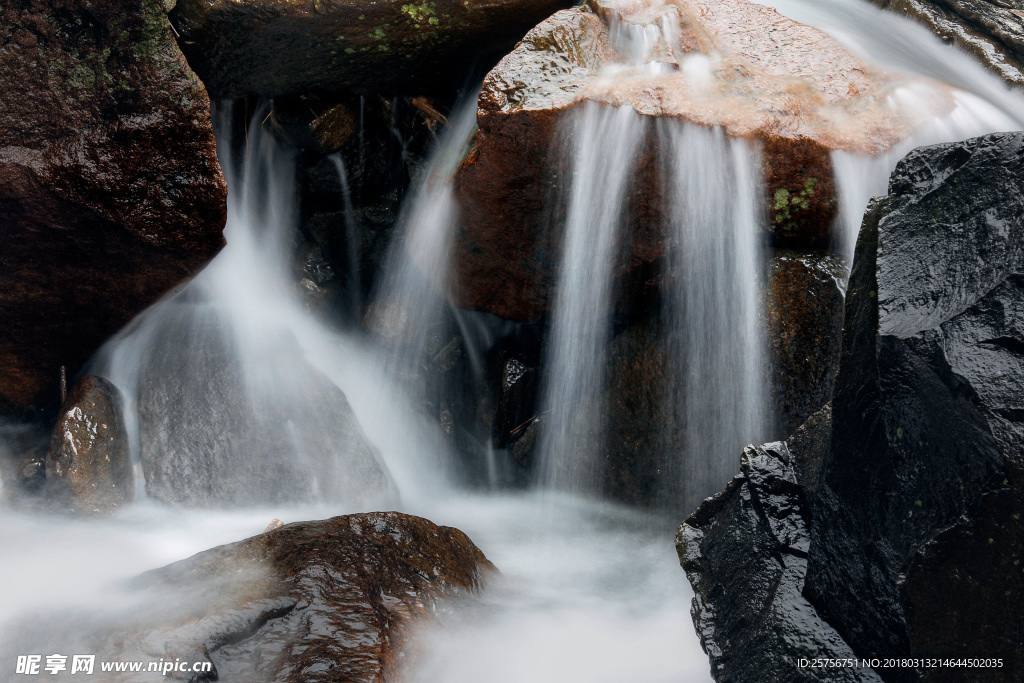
[295,96,446,324]
[168,0,575,98]
[680,133,1024,681]
[4,513,493,682]
[45,375,133,515]
[765,251,847,438]
[0,0,227,418]
[678,423,880,683]
[872,0,1024,86]
[0,419,50,504]
[600,318,676,509]
[802,132,1024,678]
[452,1,948,319]
[136,306,388,507]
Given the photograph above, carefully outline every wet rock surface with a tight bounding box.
[452,0,951,319]
[765,251,847,438]
[678,411,880,683]
[0,0,227,418]
[168,0,574,98]
[873,0,1024,86]
[45,375,133,515]
[681,132,1024,682]
[804,131,1024,679]
[6,512,494,682]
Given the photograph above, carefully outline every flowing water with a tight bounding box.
[536,104,647,494]
[4,0,1024,680]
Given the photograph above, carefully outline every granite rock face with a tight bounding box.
[679,408,881,683]
[0,0,227,418]
[680,133,1024,682]
[168,0,575,98]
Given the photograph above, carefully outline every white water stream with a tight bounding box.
[3,0,1024,680]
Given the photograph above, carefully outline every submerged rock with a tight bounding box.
[452,0,953,319]
[0,0,227,418]
[872,0,1024,86]
[46,375,134,515]
[168,0,575,98]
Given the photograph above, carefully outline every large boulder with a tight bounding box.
[452,0,953,319]
[804,131,1024,679]
[46,375,134,515]
[679,132,1024,682]
[168,0,576,98]
[678,408,880,683]
[4,513,494,682]
[872,0,1024,86]
[0,0,227,418]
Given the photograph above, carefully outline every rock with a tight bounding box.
[678,417,880,683]
[872,0,1024,86]
[5,513,494,682]
[45,375,133,515]
[452,0,953,319]
[135,306,389,507]
[802,132,1024,676]
[168,0,576,98]
[765,251,847,438]
[679,133,1024,681]
[0,0,227,418]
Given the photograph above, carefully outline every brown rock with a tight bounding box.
[46,375,133,515]
[0,0,227,417]
[452,0,955,319]
[168,0,577,98]
[126,512,496,682]
[764,251,847,438]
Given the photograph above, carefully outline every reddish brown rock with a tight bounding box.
[452,0,954,319]
[0,0,227,417]
[169,0,577,98]
[124,512,495,682]
[45,375,133,515]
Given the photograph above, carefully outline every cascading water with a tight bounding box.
[659,122,766,511]
[754,0,1024,258]
[91,104,448,508]
[536,104,646,494]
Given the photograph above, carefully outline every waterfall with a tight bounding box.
[90,104,451,508]
[368,97,478,374]
[755,0,1024,259]
[659,122,766,511]
[536,103,646,494]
